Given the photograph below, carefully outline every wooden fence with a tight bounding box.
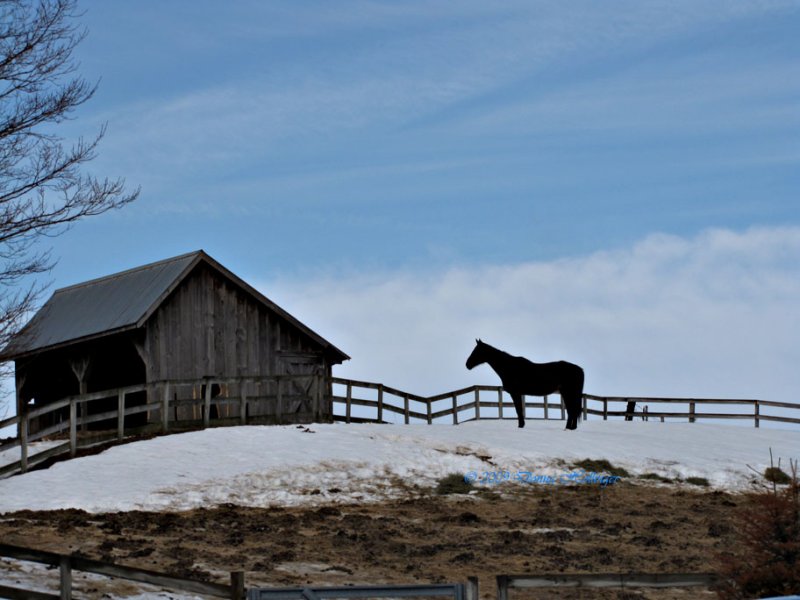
[2,374,799,479]
[331,377,800,428]
[496,572,717,599]
[0,542,244,599]
[0,373,326,478]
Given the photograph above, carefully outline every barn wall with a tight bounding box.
[145,263,327,380]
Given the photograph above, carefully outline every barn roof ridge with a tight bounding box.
[52,250,205,295]
[1,250,349,363]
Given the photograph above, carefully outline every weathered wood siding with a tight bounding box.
[144,264,331,422]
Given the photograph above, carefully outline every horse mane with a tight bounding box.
[479,340,513,360]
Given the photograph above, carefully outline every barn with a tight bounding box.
[1,251,349,435]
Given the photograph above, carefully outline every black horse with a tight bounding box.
[466,339,584,430]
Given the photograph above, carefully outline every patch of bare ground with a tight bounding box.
[0,481,739,599]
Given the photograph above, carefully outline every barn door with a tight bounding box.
[277,354,321,420]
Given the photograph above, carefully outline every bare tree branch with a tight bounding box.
[0,0,139,397]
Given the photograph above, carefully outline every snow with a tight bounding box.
[0,420,797,514]
[0,419,797,598]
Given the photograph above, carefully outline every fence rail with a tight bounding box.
[0,373,326,478]
[496,572,717,600]
[3,374,799,479]
[0,542,244,599]
[247,582,474,600]
[331,377,800,428]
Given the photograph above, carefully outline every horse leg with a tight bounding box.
[564,392,578,430]
[511,393,525,428]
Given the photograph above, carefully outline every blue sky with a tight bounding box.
[12,1,800,406]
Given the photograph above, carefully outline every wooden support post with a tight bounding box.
[452,394,458,425]
[754,401,760,428]
[426,397,432,424]
[377,385,384,423]
[404,394,410,424]
[560,395,565,421]
[582,394,587,420]
[689,400,696,423]
[204,379,212,429]
[345,382,352,424]
[474,389,480,421]
[162,383,171,432]
[603,398,608,420]
[69,400,77,458]
[70,356,90,433]
[20,415,28,473]
[60,556,72,600]
[117,389,125,440]
[498,389,503,419]
[543,394,548,420]
[230,571,245,600]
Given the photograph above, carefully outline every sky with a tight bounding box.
[5,1,800,407]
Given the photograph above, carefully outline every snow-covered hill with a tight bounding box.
[0,420,797,514]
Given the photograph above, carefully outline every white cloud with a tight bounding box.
[264,226,800,405]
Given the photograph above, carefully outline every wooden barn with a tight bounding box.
[1,251,349,435]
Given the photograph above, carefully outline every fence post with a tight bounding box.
[117,389,125,440]
[754,400,760,428]
[276,377,283,424]
[560,395,565,421]
[544,394,548,420]
[582,395,587,421]
[466,576,479,600]
[69,400,77,458]
[345,382,352,424]
[230,571,245,600]
[426,395,432,425]
[162,382,171,432]
[498,389,503,420]
[377,384,384,423]
[689,401,696,424]
[474,389,480,421]
[20,413,28,473]
[496,575,509,600]
[603,398,607,421]
[204,379,212,429]
[60,555,72,600]
[452,394,458,425]
[240,384,248,425]
[404,394,410,424]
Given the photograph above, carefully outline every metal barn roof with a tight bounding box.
[1,251,349,362]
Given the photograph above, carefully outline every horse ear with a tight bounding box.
[476,338,481,343]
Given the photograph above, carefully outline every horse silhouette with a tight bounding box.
[466,339,584,430]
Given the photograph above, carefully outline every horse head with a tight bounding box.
[465,338,486,370]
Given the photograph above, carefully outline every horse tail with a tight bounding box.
[562,362,584,430]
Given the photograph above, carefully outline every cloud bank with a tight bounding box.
[265,226,800,405]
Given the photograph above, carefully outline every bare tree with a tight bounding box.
[0,0,138,411]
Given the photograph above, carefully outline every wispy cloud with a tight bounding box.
[264,226,800,405]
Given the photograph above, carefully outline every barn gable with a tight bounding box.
[2,251,348,432]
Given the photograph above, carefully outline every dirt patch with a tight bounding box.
[0,481,739,598]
